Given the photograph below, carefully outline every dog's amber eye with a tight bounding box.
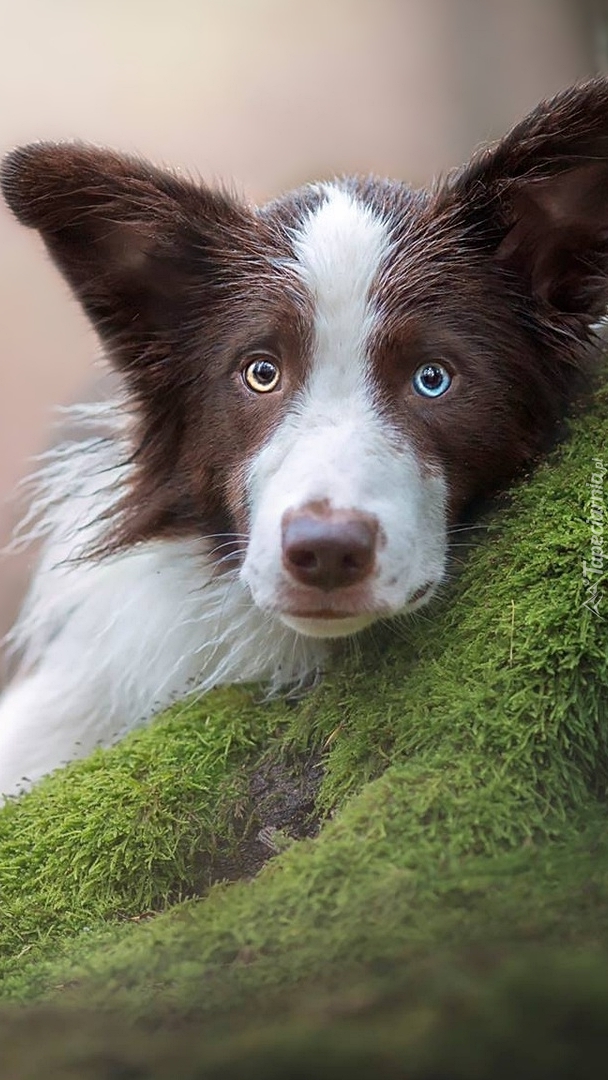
[242,356,281,393]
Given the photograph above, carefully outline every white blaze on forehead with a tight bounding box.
[245,184,395,511]
[290,184,389,402]
[245,185,393,513]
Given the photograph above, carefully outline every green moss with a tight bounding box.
[3,947,608,1079]
[0,386,606,1073]
[0,690,289,968]
[4,946,608,1079]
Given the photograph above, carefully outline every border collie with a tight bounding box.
[1,79,608,799]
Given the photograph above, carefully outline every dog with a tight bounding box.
[1,78,608,799]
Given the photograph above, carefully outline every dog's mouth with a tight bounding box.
[276,581,437,639]
[279,611,380,638]
[408,581,435,605]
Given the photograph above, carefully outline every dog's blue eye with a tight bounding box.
[243,356,281,393]
[412,363,452,398]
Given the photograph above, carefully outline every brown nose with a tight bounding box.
[282,508,378,591]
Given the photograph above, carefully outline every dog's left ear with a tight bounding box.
[446,78,608,317]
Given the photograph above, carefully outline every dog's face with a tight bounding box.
[240,182,532,637]
[4,80,608,638]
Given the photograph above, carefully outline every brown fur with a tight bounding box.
[3,78,608,560]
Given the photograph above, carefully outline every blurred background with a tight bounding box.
[0,0,606,650]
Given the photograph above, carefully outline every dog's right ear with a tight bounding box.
[0,142,257,381]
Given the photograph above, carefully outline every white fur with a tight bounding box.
[241,186,448,634]
[0,410,325,800]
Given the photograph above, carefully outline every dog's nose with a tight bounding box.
[282,508,378,590]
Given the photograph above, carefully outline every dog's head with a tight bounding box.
[4,79,608,638]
